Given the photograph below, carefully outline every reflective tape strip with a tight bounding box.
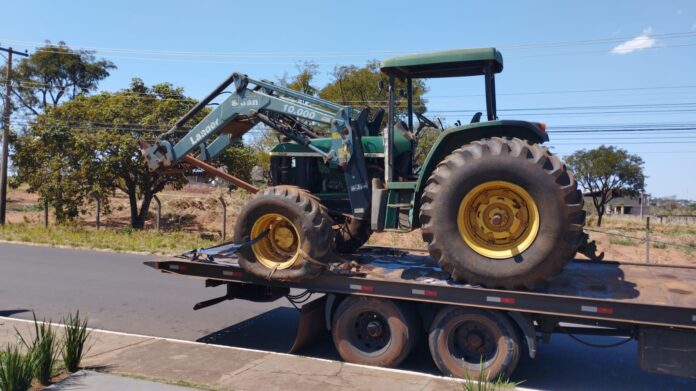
[581,305,614,314]
[412,289,438,297]
[169,264,188,272]
[350,284,374,292]
[486,296,516,304]
[222,270,243,278]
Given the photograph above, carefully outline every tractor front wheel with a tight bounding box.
[419,137,585,289]
[233,186,333,281]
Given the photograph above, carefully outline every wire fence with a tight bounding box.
[585,217,696,263]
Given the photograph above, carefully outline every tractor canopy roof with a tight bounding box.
[380,47,503,79]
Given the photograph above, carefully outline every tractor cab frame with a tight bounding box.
[380,48,504,183]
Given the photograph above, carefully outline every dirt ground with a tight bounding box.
[6,186,696,266]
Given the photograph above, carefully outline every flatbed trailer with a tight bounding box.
[146,246,696,381]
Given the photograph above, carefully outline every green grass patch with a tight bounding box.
[609,236,638,247]
[0,223,217,254]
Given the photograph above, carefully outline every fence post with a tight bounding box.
[645,216,650,264]
[219,196,227,241]
[153,195,161,232]
[95,195,101,230]
[43,200,48,228]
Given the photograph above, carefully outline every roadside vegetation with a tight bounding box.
[0,223,216,254]
[459,361,521,391]
[0,311,91,391]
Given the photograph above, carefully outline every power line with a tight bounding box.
[4,76,696,104]
[3,30,696,58]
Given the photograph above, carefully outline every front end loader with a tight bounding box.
[140,47,585,289]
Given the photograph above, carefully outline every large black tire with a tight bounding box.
[332,297,419,367]
[233,186,333,281]
[334,216,372,253]
[428,306,520,381]
[420,137,585,289]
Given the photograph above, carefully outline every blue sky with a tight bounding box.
[2,0,696,198]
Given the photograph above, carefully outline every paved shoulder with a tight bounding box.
[45,370,195,390]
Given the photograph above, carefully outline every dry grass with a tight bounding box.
[5,187,696,264]
[0,223,217,254]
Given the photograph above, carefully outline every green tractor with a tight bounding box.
[140,48,585,289]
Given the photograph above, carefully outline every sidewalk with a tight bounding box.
[45,370,195,390]
[1,316,465,391]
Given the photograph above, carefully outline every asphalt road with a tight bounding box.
[1,242,694,390]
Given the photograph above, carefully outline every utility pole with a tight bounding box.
[0,46,28,225]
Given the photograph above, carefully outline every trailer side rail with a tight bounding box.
[145,258,696,330]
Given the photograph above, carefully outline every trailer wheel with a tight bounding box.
[429,306,520,381]
[420,137,585,289]
[332,297,419,367]
[233,186,333,281]
[334,216,372,253]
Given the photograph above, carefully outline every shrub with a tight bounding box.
[0,345,34,391]
[61,311,90,372]
[16,313,58,385]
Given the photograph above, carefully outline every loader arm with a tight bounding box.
[139,72,371,218]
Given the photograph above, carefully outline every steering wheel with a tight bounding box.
[415,112,439,133]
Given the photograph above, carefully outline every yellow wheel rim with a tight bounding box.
[250,213,301,270]
[457,181,540,259]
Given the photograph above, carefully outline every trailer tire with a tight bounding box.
[332,297,419,367]
[429,306,520,381]
[233,186,333,281]
[334,216,372,253]
[420,137,584,289]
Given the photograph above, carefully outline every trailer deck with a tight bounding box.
[146,246,696,330]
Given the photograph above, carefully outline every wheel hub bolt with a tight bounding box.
[366,320,383,337]
[491,214,503,225]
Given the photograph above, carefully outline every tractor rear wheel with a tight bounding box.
[419,137,584,289]
[233,186,333,281]
[334,216,372,253]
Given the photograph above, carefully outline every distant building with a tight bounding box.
[583,190,649,216]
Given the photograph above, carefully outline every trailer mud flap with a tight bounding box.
[289,295,327,353]
[639,327,696,379]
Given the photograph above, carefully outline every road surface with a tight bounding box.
[1,242,694,390]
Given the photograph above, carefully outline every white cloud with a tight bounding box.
[611,27,656,54]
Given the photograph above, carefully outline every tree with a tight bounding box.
[12,78,200,227]
[4,41,115,116]
[319,60,428,117]
[280,61,320,96]
[566,145,645,226]
[215,139,260,183]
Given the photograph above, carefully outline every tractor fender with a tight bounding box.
[412,120,547,226]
